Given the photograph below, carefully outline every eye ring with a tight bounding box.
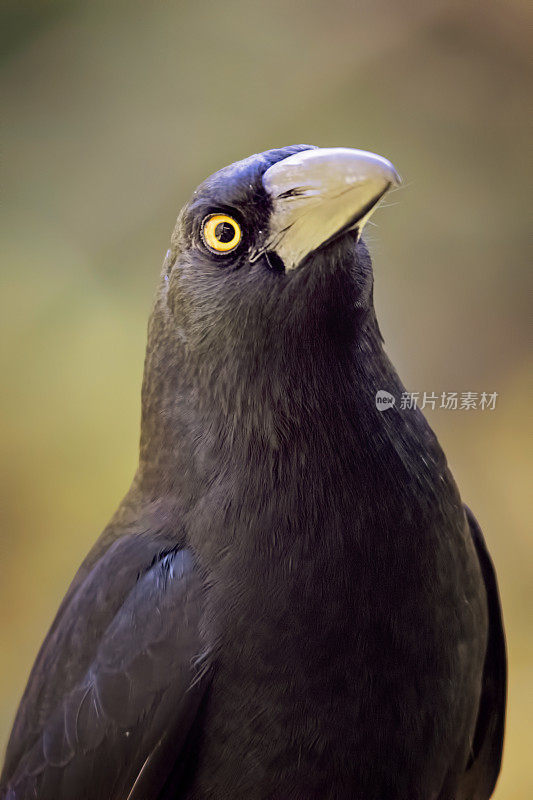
[201,213,242,254]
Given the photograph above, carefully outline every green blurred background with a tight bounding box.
[1,1,531,796]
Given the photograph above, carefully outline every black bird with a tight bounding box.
[1,145,506,800]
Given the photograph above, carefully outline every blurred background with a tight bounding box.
[1,0,531,796]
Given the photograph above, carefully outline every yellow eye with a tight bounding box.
[201,214,242,253]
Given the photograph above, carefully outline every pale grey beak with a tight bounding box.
[257,147,401,271]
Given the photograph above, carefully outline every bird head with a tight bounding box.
[139,145,400,482]
[164,145,399,354]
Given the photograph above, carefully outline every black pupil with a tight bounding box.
[215,221,235,243]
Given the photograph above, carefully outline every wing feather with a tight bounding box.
[458,506,507,800]
[1,538,210,800]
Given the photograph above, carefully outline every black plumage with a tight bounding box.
[1,145,506,800]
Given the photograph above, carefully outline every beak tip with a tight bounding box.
[391,167,402,187]
[365,152,401,189]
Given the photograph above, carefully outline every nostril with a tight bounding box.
[264,251,285,273]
